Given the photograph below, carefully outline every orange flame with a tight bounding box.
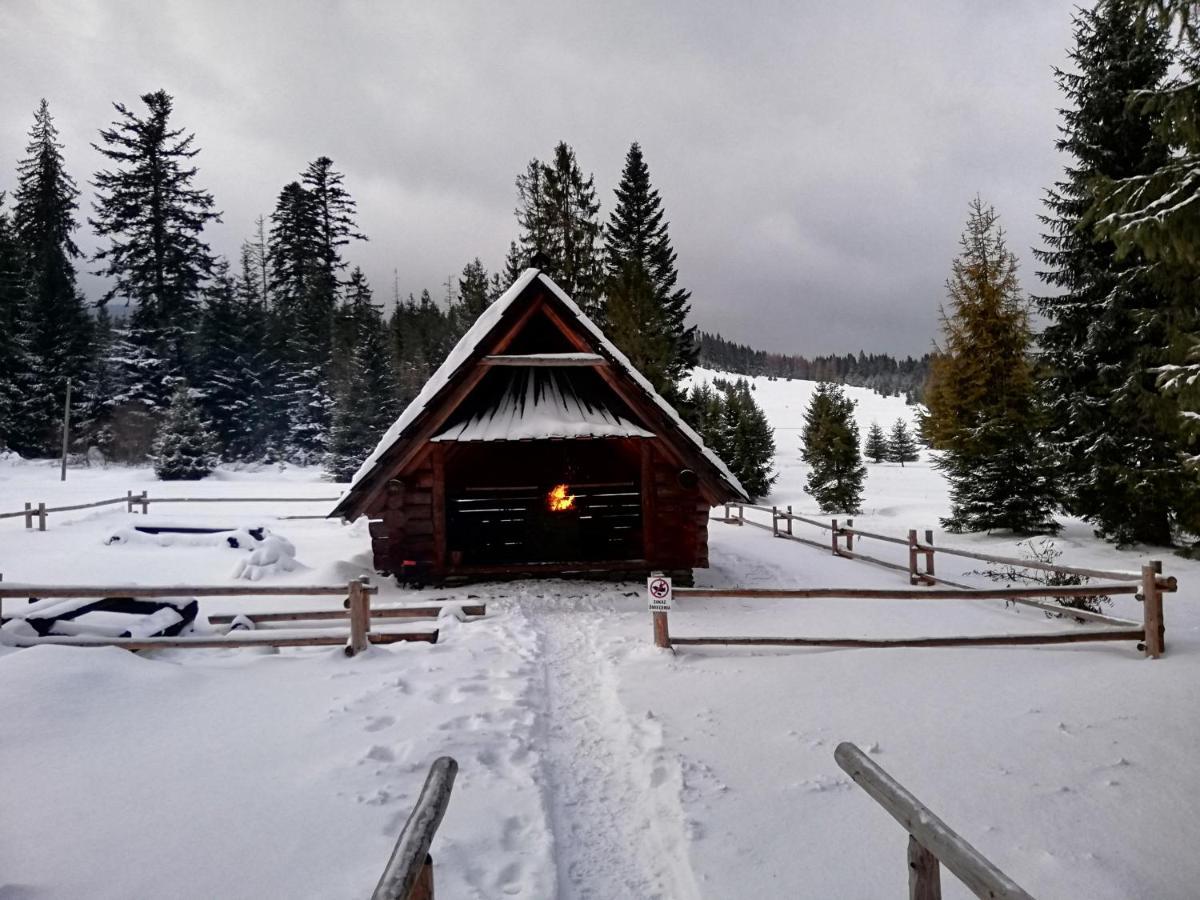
[547,483,576,512]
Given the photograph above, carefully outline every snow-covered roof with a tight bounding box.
[335,268,746,514]
[432,367,653,443]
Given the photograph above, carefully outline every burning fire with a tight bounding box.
[547,483,577,512]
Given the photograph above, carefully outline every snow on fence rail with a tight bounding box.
[834,742,1033,899]
[0,578,441,654]
[371,756,458,900]
[0,489,342,530]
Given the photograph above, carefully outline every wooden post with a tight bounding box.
[772,505,779,536]
[908,529,919,585]
[410,854,435,900]
[37,502,46,531]
[1142,561,1164,658]
[738,504,744,526]
[846,518,854,553]
[140,491,149,515]
[24,501,32,529]
[653,610,671,649]
[786,504,793,536]
[346,577,371,656]
[924,529,935,581]
[831,519,839,556]
[723,503,730,522]
[908,835,942,900]
[126,490,135,514]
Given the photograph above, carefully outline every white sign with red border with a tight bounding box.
[647,574,673,611]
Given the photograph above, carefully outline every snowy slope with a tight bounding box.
[1,405,1199,898]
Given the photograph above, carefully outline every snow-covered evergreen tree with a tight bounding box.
[605,142,697,387]
[864,422,888,464]
[12,100,92,455]
[74,306,120,457]
[1035,2,1183,545]
[886,418,919,466]
[925,199,1058,534]
[452,258,490,338]
[152,382,220,480]
[604,259,675,397]
[721,379,776,501]
[0,195,31,450]
[801,382,865,514]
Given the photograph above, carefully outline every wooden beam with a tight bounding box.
[5,630,439,650]
[669,630,1144,649]
[675,585,1139,600]
[206,604,486,625]
[481,353,607,367]
[0,584,379,599]
[431,444,447,576]
[909,835,942,900]
[641,442,656,562]
[371,757,459,900]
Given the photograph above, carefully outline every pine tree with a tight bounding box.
[452,257,490,338]
[801,382,866,514]
[12,100,92,455]
[604,259,674,394]
[152,381,220,480]
[1034,2,1183,545]
[688,381,727,459]
[721,379,777,501]
[864,422,888,464]
[886,418,919,466]
[326,270,399,480]
[74,306,119,457]
[605,142,697,387]
[0,195,31,450]
[91,90,220,425]
[515,142,602,316]
[925,199,1058,534]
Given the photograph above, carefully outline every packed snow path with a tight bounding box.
[513,595,701,900]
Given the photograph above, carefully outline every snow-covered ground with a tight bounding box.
[1,376,1198,898]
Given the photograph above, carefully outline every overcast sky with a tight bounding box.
[1,1,1079,357]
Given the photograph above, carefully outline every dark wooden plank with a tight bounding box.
[670,630,1144,648]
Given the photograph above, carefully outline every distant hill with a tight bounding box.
[696,332,930,404]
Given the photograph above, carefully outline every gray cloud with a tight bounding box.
[1,0,1077,356]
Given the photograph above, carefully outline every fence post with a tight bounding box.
[653,609,671,649]
[1142,561,1164,658]
[738,504,744,527]
[772,505,779,536]
[908,530,919,585]
[723,503,730,522]
[37,502,46,531]
[140,491,149,515]
[126,490,135,514]
[908,835,942,900]
[786,504,793,536]
[346,577,371,656]
[24,502,32,529]
[924,529,935,582]
[831,519,839,556]
[846,518,854,553]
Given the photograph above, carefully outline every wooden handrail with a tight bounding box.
[372,756,459,900]
[0,583,379,599]
[676,584,1138,600]
[834,742,1034,899]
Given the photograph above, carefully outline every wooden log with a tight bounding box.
[346,578,371,657]
[481,352,607,366]
[208,604,485,625]
[920,542,1144,583]
[772,505,779,537]
[653,610,671,649]
[1143,561,1165,658]
[786,504,793,536]
[924,529,935,581]
[840,525,910,547]
[0,583,379,599]
[1009,597,1140,628]
[835,743,1033,900]
[831,518,839,555]
[669,629,1144,649]
[369,519,390,538]
[5,630,438,650]
[909,835,942,900]
[24,501,32,529]
[846,518,854,553]
[675,584,1138,600]
[371,757,459,900]
[38,502,46,531]
[908,529,919,585]
[140,491,148,515]
[141,495,338,505]
[127,489,136,514]
[642,443,656,561]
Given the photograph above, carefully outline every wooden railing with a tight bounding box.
[371,756,459,900]
[835,742,1034,899]
[1,490,341,530]
[0,578,442,653]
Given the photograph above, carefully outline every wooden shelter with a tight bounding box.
[330,268,746,582]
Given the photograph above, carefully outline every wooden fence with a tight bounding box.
[835,742,1033,899]
[371,756,458,900]
[0,490,342,530]
[0,578,443,654]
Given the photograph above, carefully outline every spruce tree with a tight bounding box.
[12,100,92,455]
[91,90,220,419]
[1035,2,1182,545]
[886,418,919,466]
[326,270,399,480]
[515,142,602,316]
[925,199,1058,534]
[864,422,888,463]
[74,306,119,457]
[452,257,490,338]
[605,142,697,386]
[721,379,776,501]
[801,382,865,514]
[0,195,31,450]
[604,259,675,394]
[152,382,220,480]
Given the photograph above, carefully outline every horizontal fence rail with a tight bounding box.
[835,742,1034,899]
[372,756,459,900]
[1,490,342,530]
[0,578,449,655]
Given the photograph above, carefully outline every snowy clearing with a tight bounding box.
[2,376,1199,898]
